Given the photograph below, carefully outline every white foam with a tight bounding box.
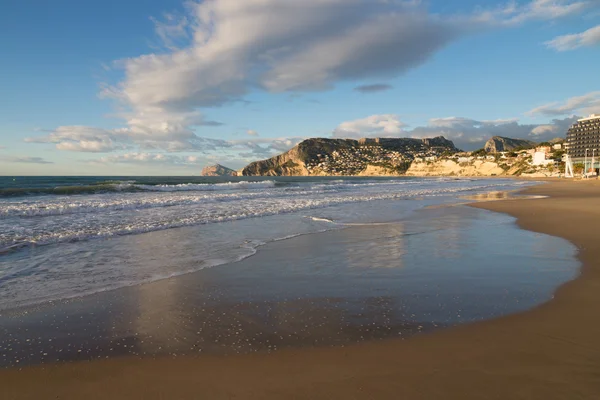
[0,178,538,311]
[0,180,532,249]
[306,216,336,223]
[134,181,277,192]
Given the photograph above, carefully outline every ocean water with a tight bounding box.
[0,176,582,367]
[0,176,541,311]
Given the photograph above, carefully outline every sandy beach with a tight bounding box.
[2,180,600,399]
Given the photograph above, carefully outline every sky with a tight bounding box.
[1,0,599,175]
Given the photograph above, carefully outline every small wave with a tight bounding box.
[134,181,277,192]
[0,183,136,197]
[0,180,279,197]
[305,216,336,223]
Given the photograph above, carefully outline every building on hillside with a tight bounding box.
[532,151,553,166]
[535,146,552,155]
[566,114,600,163]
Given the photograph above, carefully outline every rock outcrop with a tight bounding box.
[200,164,237,176]
[484,136,536,153]
[240,137,459,176]
[357,165,401,176]
[406,159,506,177]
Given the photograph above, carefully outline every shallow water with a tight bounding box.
[0,199,579,368]
[0,177,534,311]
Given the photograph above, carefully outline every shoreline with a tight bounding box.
[2,180,600,399]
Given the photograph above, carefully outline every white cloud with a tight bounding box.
[509,0,590,23]
[472,0,591,26]
[247,130,259,137]
[545,24,600,51]
[527,91,600,116]
[97,152,205,165]
[88,0,466,153]
[231,136,304,158]
[25,126,120,152]
[333,114,407,138]
[531,124,560,136]
[26,123,232,153]
[427,117,518,129]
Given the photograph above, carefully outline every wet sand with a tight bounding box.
[2,180,600,399]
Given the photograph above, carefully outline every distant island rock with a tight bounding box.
[200,164,237,176]
[240,137,459,176]
[484,136,536,153]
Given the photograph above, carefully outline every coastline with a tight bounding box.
[2,180,600,399]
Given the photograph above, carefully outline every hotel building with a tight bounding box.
[566,114,600,162]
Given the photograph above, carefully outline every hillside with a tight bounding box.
[240,137,458,176]
[484,136,536,153]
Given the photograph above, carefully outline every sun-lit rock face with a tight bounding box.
[406,159,506,177]
[200,164,237,176]
[484,136,536,153]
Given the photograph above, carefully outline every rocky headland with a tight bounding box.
[240,137,458,176]
[484,136,536,153]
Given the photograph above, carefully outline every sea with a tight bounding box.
[0,176,574,311]
[0,176,582,366]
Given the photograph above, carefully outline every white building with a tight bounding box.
[532,151,554,166]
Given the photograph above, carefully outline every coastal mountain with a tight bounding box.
[240,137,459,176]
[484,136,536,153]
[200,164,237,176]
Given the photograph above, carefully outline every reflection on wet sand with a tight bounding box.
[0,205,578,368]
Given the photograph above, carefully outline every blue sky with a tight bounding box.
[1,0,599,175]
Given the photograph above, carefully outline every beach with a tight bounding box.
[2,179,600,399]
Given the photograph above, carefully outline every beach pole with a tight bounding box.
[593,149,596,178]
[585,149,589,178]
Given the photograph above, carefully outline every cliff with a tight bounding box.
[484,136,536,153]
[240,137,459,176]
[406,159,506,177]
[200,164,237,177]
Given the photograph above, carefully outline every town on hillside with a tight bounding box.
[202,114,600,178]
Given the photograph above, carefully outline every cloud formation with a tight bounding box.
[24,0,591,164]
[354,84,393,93]
[527,91,600,116]
[411,116,578,149]
[545,24,600,51]
[25,126,121,152]
[247,130,259,137]
[97,153,204,166]
[473,0,591,26]
[333,114,407,138]
[333,114,578,150]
